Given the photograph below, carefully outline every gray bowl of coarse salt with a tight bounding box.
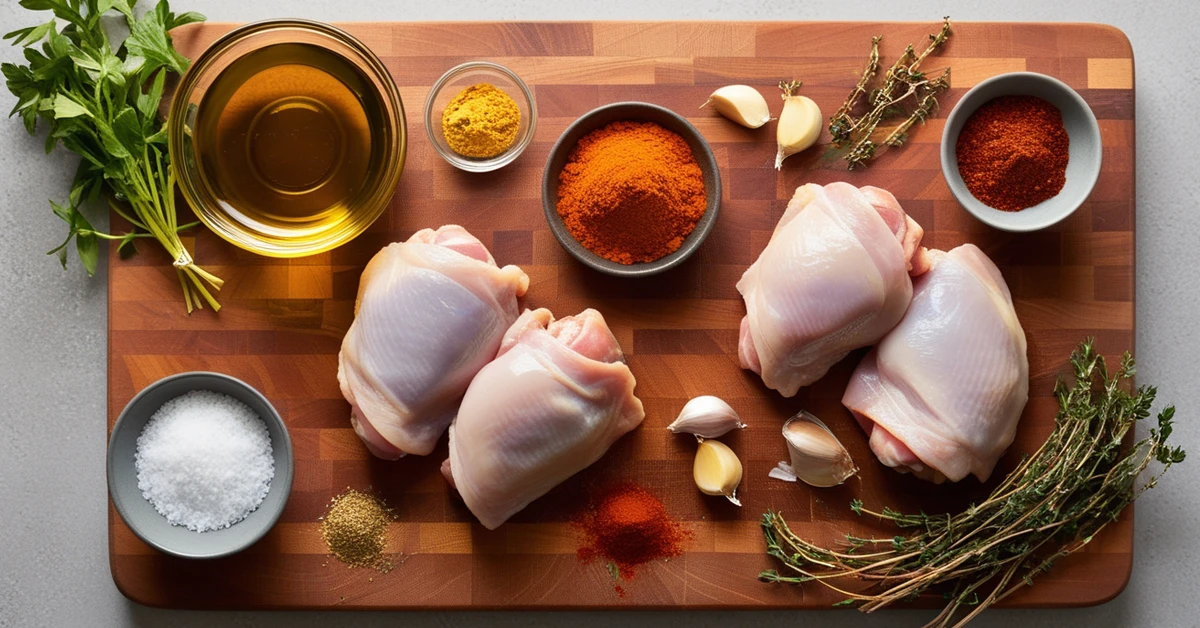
[107,372,293,559]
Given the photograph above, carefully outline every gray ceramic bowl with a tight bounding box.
[941,72,1102,232]
[107,372,293,559]
[542,102,721,277]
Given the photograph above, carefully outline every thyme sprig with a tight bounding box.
[829,18,952,169]
[760,338,1185,628]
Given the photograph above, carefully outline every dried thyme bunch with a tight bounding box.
[829,17,952,169]
[760,339,1186,628]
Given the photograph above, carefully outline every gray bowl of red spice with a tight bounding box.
[542,102,721,277]
[941,72,1102,232]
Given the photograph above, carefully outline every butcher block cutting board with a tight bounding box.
[107,21,1136,610]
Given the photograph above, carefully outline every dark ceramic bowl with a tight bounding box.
[107,371,293,559]
[542,102,721,277]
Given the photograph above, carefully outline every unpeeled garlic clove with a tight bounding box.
[702,85,772,129]
[667,395,746,438]
[775,79,823,169]
[693,438,743,506]
[781,411,857,487]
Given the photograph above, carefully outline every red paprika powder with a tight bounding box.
[955,95,1069,212]
[574,482,690,595]
[556,121,707,265]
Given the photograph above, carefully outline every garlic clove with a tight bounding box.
[693,438,743,506]
[781,411,858,487]
[702,85,772,129]
[775,80,823,169]
[667,395,747,438]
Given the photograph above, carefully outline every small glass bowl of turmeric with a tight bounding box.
[424,62,537,173]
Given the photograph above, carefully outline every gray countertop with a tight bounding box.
[2,1,1197,627]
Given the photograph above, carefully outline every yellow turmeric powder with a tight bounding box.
[441,83,520,158]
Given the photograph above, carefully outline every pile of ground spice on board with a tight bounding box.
[320,488,396,572]
[955,95,1070,212]
[573,482,690,596]
[556,121,706,265]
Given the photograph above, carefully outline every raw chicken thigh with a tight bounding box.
[737,182,928,397]
[842,244,1028,483]
[338,225,529,460]
[443,308,645,530]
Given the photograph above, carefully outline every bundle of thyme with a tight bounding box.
[760,339,1185,627]
[829,18,952,169]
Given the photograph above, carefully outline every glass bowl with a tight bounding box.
[168,19,406,258]
[424,62,536,172]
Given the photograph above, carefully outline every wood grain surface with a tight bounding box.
[107,21,1136,610]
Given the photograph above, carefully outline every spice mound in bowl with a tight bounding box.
[107,372,293,559]
[940,72,1102,232]
[135,390,275,533]
[441,83,521,159]
[543,102,722,277]
[956,95,1069,212]
[558,121,707,265]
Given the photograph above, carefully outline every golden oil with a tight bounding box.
[192,43,390,247]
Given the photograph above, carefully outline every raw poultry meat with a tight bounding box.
[443,308,644,530]
[737,182,928,397]
[338,225,529,460]
[842,244,1028,483]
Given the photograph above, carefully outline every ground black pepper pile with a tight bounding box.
[320,488,395,572]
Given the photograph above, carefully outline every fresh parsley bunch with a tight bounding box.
[4,0,222,311]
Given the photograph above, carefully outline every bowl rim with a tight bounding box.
[423,61,538,173]
[167,18,407,258]
[540,101,722,278]
[106,371,294,559]
[940,71,1101,232]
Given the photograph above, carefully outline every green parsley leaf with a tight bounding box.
[137,68,165,120]
[111,106,144,156]
[109,0,135,20]
[118,231,139,259]
[3,19,57,47]
[76,230,99,276]
[125,2,189,75]
[52,93,90,119]
[166,11,205,30]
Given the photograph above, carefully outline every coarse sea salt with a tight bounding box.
[135,390,274,532]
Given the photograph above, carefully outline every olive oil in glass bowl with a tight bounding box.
[169,20,405,257]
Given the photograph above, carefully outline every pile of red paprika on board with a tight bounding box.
[573,482,690,597]
[955,95,1070,212]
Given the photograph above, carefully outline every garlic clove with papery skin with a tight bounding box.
[667,395,747,438]
[775,79,823,169]
[781,411,858,487]
[702,85,772,129]
[694,438,743,506]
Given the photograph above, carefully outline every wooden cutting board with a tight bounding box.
[107,21,1136,610]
